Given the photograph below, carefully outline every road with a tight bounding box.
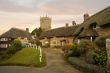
[0,48,82,73]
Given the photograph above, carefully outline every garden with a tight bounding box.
[62,37,107,73]
[0,39,46,67]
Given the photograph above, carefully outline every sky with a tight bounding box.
[0,0,110,34]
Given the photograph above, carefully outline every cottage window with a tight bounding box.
[90,22,98,29]
[0,44,7,48]
[0,38,8,41]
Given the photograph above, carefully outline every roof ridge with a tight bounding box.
[84,6,110,22]
[11,27,26,32]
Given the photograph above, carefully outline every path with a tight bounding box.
[0,48,82,73]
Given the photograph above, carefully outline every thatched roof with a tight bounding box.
[40,25,79,39]
[73,6,110,36]
[78,28,98,38]
[0,28,32,40]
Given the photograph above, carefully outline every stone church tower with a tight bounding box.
[40,16,51,31]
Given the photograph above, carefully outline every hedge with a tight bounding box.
[68,57,106,73]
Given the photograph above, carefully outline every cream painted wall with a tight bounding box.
[40,37,74,47]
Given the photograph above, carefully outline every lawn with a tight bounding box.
[0,48,46,67]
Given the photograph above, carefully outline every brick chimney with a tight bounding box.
[26,28,29,32]
[72,21,76,26]
[84,13,89,21]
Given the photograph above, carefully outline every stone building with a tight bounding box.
[40,16,51,31]
[40,24,79,47]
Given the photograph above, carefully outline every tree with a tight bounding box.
[7,39,22,54]
[31,27,43,37]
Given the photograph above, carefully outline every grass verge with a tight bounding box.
[0,48,46,67]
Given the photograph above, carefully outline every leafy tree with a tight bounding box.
[31,27,43,37]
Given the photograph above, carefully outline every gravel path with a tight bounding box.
[0,48,82,73]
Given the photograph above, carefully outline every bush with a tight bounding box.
[62,44,74,52]
[95,37,106,48]
[85,51,96,64]
[77,39,96,56]
[7,39,22,54]
[71,45,81,57]
[93,48,107,66]
[68,57,106,73]
[94,37,107,66]
[62,44,74,57]
[36,40,42,46]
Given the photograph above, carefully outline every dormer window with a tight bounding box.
[90,22,97,29]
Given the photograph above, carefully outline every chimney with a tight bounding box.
[26,28,29,32]
[65,23,69,27]
[84,13,89,21]
[72,21,76,26]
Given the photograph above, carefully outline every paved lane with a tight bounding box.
[0,48,82,73]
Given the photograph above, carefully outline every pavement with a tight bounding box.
[0,48,82,73]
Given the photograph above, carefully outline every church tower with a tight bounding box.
[40,16,51,31]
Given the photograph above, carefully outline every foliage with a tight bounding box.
[7,39,22,54]
[85,51,95,64]
[95,37,106,48]
[93,48,107,66]
[31,27,43,37]
[94,37,107,66]
[32,39,42,47]
[0,48,46,67]
[76,39,96,56]
[35,40,42,46]
[68,57,106,73]
[62,44,74,57]
[62,44,74,52]
[70,45,81,57]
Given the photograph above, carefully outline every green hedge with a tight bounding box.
[68,57,106,73]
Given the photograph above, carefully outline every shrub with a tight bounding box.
[93,48,107,66]
[68,57,106,73]
[77,39,96,56]
[7,39,22,54]
[62,44,75,52]
[95,37,106,49]
[62,44,74,57]
[71,45,81,57]
[94,37,107,66]
[85,51,96,64]
[36,40,42,46]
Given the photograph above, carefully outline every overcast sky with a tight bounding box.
[0,0,110,34]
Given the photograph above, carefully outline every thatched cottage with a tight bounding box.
[40,6,110,47]
[0,28,32,49]
[73,6,110,42]
[40,24,79,47]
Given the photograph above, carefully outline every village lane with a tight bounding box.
[0,48,83,73]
